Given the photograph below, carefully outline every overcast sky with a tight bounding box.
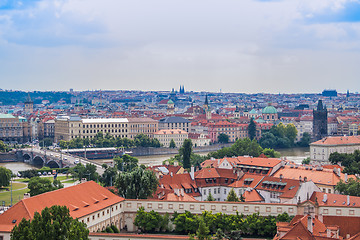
[0,0,359,93]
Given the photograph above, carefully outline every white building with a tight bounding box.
[310,136,360,162]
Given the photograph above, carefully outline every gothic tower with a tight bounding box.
[313,100,328,141]
[24,93,33,114]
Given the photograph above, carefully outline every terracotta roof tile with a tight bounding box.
[0,181,124,232]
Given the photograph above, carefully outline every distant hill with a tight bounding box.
[0,91,71,105]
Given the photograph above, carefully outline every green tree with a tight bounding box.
[248,118,257,140]
[218,133,229,143]
[11,205,89,240]
[302,157,310,165]
[115,168,158,199]
[70,163,86,181]
[0,166,12,188]
[262,148,281,158]
[114,154,138,172]
[28,177,63,196]
[206,192,215,201]
[134,207,162,233]
[39,138,53,147]
[335,178,360,197]
[298,132,311,147]
[0,140,8,152]
[173,211,199,234]
[196,218,211,240]
[284,123,298,144]
[100,166,118,187]
[169,139,176,148]
[180,139,192,169]
[226,188,239,202]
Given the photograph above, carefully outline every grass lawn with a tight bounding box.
[15,175,69,183]
[0,183,27,192]
[0,188,29,205]
[62,179,77,184]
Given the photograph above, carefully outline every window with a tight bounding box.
[224,189,227,194]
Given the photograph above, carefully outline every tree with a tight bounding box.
[298,132,311,147]
[206,192,215,201]
[302,157,310,165]
[284,123,297,144]
[180,139,192,169]
[114,154,138,172]
[196,218,211,240]
[39,138,53,147]
[11,205,89,240]
[335,178,360,197]
[0,140,8,152]
[134,207,162,232]
[100,166,118,187]
[248,118,257,140]
[218,133,229,143]
[115,168,158,199]
[28,177,63,196]
[169,139,176,148]
[262,148,281,158]
[0,167,12,188]
[19,169,39,179]
[226,188,239,202]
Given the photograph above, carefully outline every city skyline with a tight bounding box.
[1,0,360,93]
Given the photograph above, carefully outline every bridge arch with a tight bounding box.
[33,155,45,167]
[47,160,60,169]
[23,153,31,161]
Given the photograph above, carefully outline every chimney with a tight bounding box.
[23,193,31,199]
[170,172,173,177]
[174,161,179,167]
[347,195,350,205]
[218,159,220,165]
[190,166,195,180]
[345,173,348,182]
[307,216,313,233]
[322,194,328,203]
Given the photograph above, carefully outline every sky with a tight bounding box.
[0,0,360,93]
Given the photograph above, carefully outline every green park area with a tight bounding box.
[0,182,28,205]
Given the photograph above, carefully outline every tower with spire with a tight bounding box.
[24,93,34,114]
[313,100,328,141]
[203,95,211,120]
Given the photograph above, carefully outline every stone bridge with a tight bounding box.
[20,150,66,168]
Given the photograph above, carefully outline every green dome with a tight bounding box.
[249,109,257,114]
[167,99,174,104]
[262,105,277,114]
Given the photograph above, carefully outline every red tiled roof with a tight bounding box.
[256,176,300,199]
[229,174,265,188]
[310,192,360,207]
[273,165,354,187]
[243,189,264,202]
[311,136,360,146]
[0,181,124,232]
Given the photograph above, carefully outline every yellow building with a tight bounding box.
[153,129,188,148]
[54,116,158,142]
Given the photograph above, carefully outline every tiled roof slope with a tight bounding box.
[0,181,124,232]
[311,136,360,146]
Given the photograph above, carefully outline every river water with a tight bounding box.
[0,147,310,172]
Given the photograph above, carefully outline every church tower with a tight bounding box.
[24,93,33,114]
[203,95,211,120]
[167,99,175,115]
[313,100,328,141]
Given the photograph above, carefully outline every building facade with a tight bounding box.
[153,129,188,148]
[55,116,158,142]
[310,136,360,162]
